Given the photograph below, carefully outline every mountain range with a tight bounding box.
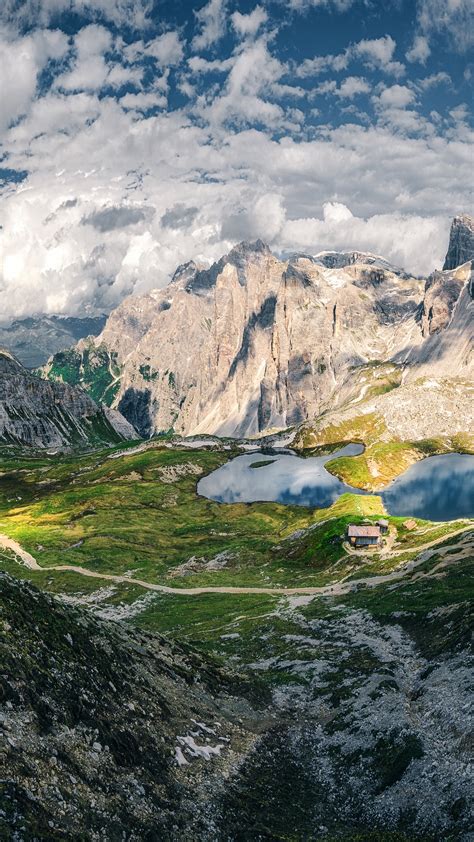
[0,315,106,369]
[40,213,473,441]
[0,214,472,449]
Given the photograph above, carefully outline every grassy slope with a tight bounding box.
[1,441,472,840]
[0,443,469,595]
[294,412,474,490]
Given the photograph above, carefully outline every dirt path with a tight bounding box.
[1,526,472,599]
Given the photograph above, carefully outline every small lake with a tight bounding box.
[381,453,474,521]
[198,447,474,521]
[197,443,365,508]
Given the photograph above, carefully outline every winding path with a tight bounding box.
[0,526,472,598]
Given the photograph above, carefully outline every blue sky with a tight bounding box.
[0,0,472,321]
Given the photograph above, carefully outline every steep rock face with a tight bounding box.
[443,214,474,270]
[0,350,135,448]
[406,263,473,381]
[418,262,470,336]
[47,243,424,437]
[42,218,473,439]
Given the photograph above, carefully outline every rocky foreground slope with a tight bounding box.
[0,350,135,449]
[43,216,474,439]
[1,565,473,840]
[0,572,266,840]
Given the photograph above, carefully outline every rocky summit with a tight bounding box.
[42,217,473,440]
[443,214,474,271]
[0,350,135,449]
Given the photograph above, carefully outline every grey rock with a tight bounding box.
[443,214,474,270]
[0,349,135,449]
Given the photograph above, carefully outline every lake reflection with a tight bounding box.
[199,446,474,520]
[197,443,365,508]
[382,453,474,521]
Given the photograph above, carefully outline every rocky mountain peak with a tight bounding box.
[227,239,271,259]
[443,213,474,270]
[184,240,273,294]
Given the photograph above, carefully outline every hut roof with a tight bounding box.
[347,525,380,538]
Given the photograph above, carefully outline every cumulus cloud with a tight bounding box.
[0,0,471,324]
[417,71,451,89]
[231,6,268,38]
[353,35,405,77]
[0,29,69,132]
[192,0,227,51]
[161,204,199,230]
[202,38,286,127]
[297,35,404,80]
[125,32,184,66]
[336,76,370,98]
[82,205,153,232]
[281,209,448,275]
[376,84,415,109]
[406,34,431,64]
[323,202,353,222]
[221,193,286,242]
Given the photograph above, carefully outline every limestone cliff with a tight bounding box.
[0,350,135,449]
[443,213,474,270]
[45,244,426,437]
[42,218,473,439]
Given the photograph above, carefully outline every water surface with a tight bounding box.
[199,446,474,521]
[197,443,365,508]
[381,453,474,521]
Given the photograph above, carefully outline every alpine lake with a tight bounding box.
[198,444,474,522]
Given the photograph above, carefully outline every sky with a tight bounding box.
[0,0,473,322]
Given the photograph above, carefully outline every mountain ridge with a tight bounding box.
[0,349,135,449]
[40,216,473,440]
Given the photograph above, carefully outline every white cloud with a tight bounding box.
[416,0,474,52]
[417,71,451,89]
[296,52,349,77]
[0,0,152,30]
[119,90,167,110]
[336,76,370,98]
[0,29,69,132]
[55,24,112,91]
[231,6,268,38]
[296,35,404,81]
[0,1,471,324]
[192,0,227,51]
[353,35,405,76]
[376,84,415,109]
[281,209,448,275]
[202,38,286,127]
[323,201,353,222]
[406,34,431,64]
[222,193,285,241]
[140,32,184,66]
[287,0,356,10]
[312,76,369,99]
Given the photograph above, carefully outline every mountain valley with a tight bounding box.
[0,215,473,841]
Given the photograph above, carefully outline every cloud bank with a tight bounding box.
[0,0,472,322]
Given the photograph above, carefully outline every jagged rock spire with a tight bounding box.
[443,214,474,270]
